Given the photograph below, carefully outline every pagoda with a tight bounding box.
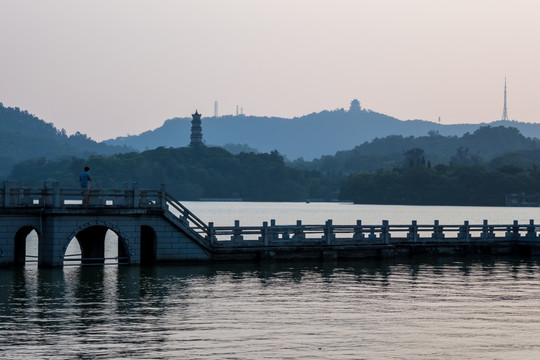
[190,110,203,145]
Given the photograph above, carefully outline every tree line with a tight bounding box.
[9,145,339,201]
[339,146,540,206]
[291,126,540,175]
[7,124,540,206]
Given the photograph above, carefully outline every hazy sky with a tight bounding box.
[1,0,539,141]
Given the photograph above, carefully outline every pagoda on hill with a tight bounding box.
[190,111,203,145]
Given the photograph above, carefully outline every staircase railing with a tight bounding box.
[163,191,209,238]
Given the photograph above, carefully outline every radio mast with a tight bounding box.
[501,78,509,121]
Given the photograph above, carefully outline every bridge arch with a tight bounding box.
[14,226,39,267]
[140,225,157,265]
[63,221,134,266]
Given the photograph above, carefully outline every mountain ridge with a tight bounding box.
[104,103,539,160]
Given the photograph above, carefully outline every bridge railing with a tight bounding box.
[2,181,166,210]
[163,191,209,236]
[1,181,211,238]
[208,219,540,247]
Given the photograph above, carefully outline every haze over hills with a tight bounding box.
[104,100,540,160]
[3,98,540,179]
[0,103,134,177]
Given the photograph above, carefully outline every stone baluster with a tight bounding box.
[208,222,216,245]
[132,183,139,208]
[324,219,334,245]
[52,181,60,208]
[459,221,470,242]
[408,220,418,243]
[261,221,269,246]
[270,219,278,242]
[3,181,10,207]
[232,220,243,242]
[293,220,305,240]
[526,219,537,240]
[160,184,166,209]
[482,220,489,240]
[432,220,444,240]
[353,220,364,241]
[381,220,390,244]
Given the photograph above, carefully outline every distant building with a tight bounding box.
[190,111,203,145]
[349,99,361,112]
[506,193,540,207]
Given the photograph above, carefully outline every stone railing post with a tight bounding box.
[160,184,166,209]
[123,182,131,207]
[459,220,470,242]
[262,221,269,246]
[382,220,390,244]
[232,220,243,242]
[269,219,277,242]
[482,220,489,240]
[208,222,215,245]
[353,220,364,241]
[52,181,60,208]
[408,220,418,243]
[325,219,334,245]
[293,220,305,240]
[43,181,52,207]
[526,219,537,240]
[132,183,139,208]
[3,181,10,208]
[513,220,520,240]
[505,220,520,241]
[432,220,444,240]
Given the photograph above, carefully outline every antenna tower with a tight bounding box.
[214,101,219,117]
[501,78,509,121]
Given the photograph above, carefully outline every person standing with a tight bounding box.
[80,166,93,205]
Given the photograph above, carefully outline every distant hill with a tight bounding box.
[292,126,540,174]
[0,103,134,177]
[103,102,540,160]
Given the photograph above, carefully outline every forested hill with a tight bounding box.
[293,126,540,174]
[0,103,134,176]
[104,101,540,161]
[9,146,339,202]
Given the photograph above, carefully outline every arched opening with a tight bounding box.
[77,226,107,265]
[63,226,130,267]
[14,227,38,267]
[140,225,157,265]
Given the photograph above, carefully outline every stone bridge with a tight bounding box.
[2,182,540,268]
[0,182,210,267]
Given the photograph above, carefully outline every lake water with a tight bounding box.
[2,202,540,359]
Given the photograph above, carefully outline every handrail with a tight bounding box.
[208,219,539,247]
[163,191,209,235]
[1,182,163,209]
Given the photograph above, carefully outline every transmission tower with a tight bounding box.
[501,77,509,121]
[214,100,219,117]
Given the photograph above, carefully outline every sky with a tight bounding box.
[0,0,539,141]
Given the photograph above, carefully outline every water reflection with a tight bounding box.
[1,256,540,359]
